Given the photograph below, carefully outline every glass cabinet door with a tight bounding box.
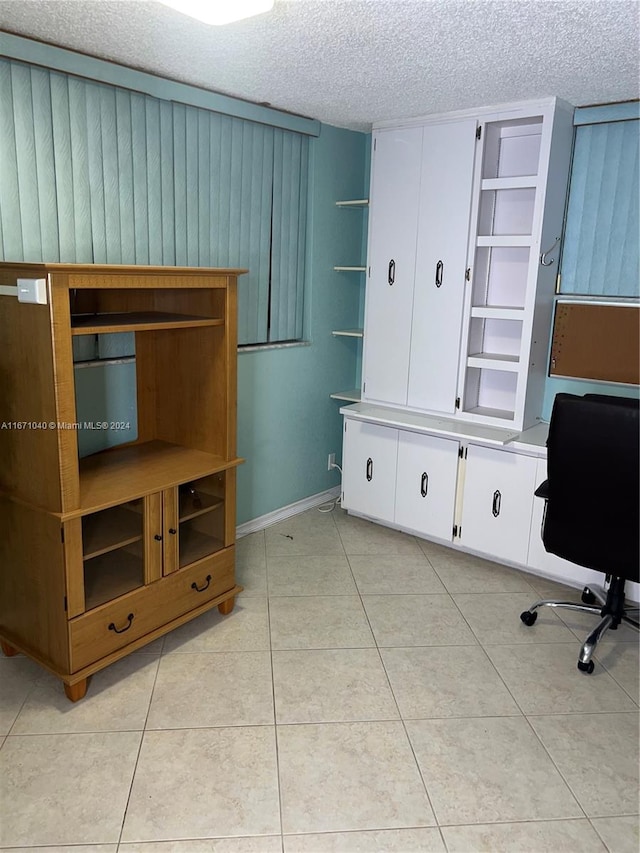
[163,473,226,574]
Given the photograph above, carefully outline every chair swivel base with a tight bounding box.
[520,580,640,674]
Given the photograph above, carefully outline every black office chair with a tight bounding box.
[520,393,640,673]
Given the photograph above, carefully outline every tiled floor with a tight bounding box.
[1,507,639,853]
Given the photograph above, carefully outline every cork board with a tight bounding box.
[550,303,640,385]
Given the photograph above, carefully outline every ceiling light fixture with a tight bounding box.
[158,0,274,26]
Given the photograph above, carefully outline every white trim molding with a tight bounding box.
[236,486,341,538]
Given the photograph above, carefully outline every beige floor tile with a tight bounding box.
[121,839,283,853]
[591,816,640,853]
[277,721,435,834]
[121,727,280,841]
[555,608,640,644]
[485,643,638,714]
[162,597,270,653]
[595,642,640,704]
[269,596,375,650]
[529,712,640,817]
[235,531,267,597]
[406,716,582,825]
[348,554,446,595]
[273,648,398,723]
[335,513,422,556]
[0,731,142,845]
[0,656,44,735]
[283,827,446,852]
[147,652,273,729]
[521,573,588,601]
[267,555,357,596]
[1,848,117,853]
[381,646,520,718]
[362,594,477,647]
[423,547,537,594]
[442,819,607,852]
[453,592,581,645]
[11,656,158,734]
[265,510,344,557]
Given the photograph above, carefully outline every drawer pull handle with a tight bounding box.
[492,489,502,517]
[191,574,212,593]
[108,613,134,634]
[366,457,373,481]
[388,259,395,285]
[168,528,177,535]
[435,259,444,288]
[154,534,163,541]
[421,471,429,497]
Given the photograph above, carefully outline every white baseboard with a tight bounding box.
[236,486,341,538]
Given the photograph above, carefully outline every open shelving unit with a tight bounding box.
[331,199,369,403]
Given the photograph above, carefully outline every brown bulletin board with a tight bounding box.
[550,302,640,385]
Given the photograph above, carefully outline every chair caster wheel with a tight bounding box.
[581,587,596,605]
[520,610,538,626]
[577,660,595,674]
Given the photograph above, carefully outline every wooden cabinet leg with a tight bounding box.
[218,596,235,615]
[1,640,18,657]
[64,679,88,702]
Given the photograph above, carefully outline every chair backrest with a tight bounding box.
[542,393,640,582]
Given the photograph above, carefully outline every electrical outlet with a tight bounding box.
[327,452,336,471]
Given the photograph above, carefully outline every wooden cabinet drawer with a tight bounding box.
[69,547,235,671]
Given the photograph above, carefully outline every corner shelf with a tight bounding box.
[332,329,364,338]
[333,266,366,272]
[330,389,362,402]
[335,199,369,207]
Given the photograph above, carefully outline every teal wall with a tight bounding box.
[237,124,368,523]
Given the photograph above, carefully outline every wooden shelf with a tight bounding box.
[330,389,362,402]
[333,266,366,272]
[331,329,364,338]
[335,199,369,207]
[78,441,240,515]
[71,312,224,335]
[82,506,142,560]
[179,493,224,522]
[84,548,143,611]
[179,528,224,568]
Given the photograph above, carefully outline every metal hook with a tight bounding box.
[540,236,560,267]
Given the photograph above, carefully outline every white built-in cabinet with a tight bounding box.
[361,98,574,433]
[459,444,538,565]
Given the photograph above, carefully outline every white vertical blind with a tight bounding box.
[560,114,639,298]
[0,57,309,344]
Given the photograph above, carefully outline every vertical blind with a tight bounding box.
[560,111,639,298]
[0,57,309,343]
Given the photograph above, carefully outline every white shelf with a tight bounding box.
[467,353,520,372]
[470,306,526,320]
[330,389,362,402]
[334,266,366,272]
[481,176,537,191]
[332,329,364,338]
[477,236,533,248]
[335,199,369,207]
[464,405,516,422]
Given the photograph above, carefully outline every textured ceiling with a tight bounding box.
[0,0,638,131]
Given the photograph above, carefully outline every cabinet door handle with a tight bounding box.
[191,574,212,593]
[435,260,444,288]
[154,534,163,541]
[168,528,177,535]
[388,259,395,285]
[366,457,373,481]
[492,489,502,517]
[108,613,134,634]
[420,472,429,497]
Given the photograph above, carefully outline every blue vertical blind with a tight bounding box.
[0,58,308,343]
[561,108,639,298]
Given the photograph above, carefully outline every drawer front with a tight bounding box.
[69,547,235,671]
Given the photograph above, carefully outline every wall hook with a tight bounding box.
[540,236,560,267]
